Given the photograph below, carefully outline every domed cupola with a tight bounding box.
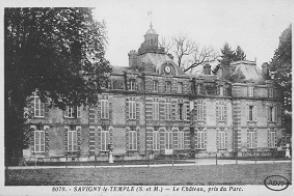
[138,23,160,55]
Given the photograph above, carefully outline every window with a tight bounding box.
[153,80,159,92]
[152,99,159,120]
[165,131,173,149]
[101,96,109,119]
[269,106,275,122]
[178,131,184,149]
[217,128,226,150]
[64,106,80,118]
[152,131,160,150]
[165,81,172,93]
[68,129,77,152]
[248,86,254,97]
[219,86,224,96]
[196,129,206,149]
[129,129,137,151]
[34,130,45,153]
[269,88,274,98]
[268,129,276,148]
[196,100,205,121]
[249,105,254,121]
[128,97,136,120]
[216,102,226,121]
[247,129,256,149]
[179,104,183,120]
[177,82,183,94]
[101,129,109,151]
[34,95,45,117]
[165,101,172,120]
[130,79,136,91]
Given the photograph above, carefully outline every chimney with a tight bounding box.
[128,50,137,67]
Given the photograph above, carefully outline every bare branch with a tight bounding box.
[173,36,197,67]
[159,36,172,54]
[184,46,219,72]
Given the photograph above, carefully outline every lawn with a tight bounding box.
[5,163,291,185]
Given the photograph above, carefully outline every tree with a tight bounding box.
[216,43,247,79]
[183,46,218,73]
[234,45,246,61]
[217,43,235,79]
[269,25,292,134]
[173,36,197,68]
[159,36,172,54]
[5,8,111,165]
[162,35,218,72]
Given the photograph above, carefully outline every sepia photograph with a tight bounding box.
[1,0,293,195]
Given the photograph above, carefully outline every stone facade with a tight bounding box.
[24,25,284,162]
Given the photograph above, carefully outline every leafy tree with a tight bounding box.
[269,24,292,134]
[5,8,111,165]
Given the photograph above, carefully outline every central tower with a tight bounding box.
[138,23,162,55]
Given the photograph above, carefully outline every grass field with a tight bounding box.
[5,163,291,185]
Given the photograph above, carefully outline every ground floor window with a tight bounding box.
[178,131,184,149]
[268,129,276,148]
[196,129,206,149]
[247,128,256,149]
[34,130,45,153]
[101,130,109,151]
[152,131,160,150]
[165,131,173,149]
[217,128,226,150]
[68,130,77,152]
[129,130,137,150]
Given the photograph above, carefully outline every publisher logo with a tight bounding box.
[264,175,290,191]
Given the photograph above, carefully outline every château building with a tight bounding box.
[24,24,284,162]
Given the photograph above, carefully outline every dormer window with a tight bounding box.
[219,86,224,96]
[178,82,183,94]
[248,86,254,97]
[153,80,159,92]
[165,81,172,93]
[130,79,136,91]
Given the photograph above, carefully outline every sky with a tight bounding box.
[93,0,293,68]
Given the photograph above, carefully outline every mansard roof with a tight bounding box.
[230,60,263,83]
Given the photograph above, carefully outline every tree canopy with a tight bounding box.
[215,43,247,80]
[269,25,292,134]
[5,8,111,165]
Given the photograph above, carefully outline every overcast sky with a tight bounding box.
[93,0,293,67]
